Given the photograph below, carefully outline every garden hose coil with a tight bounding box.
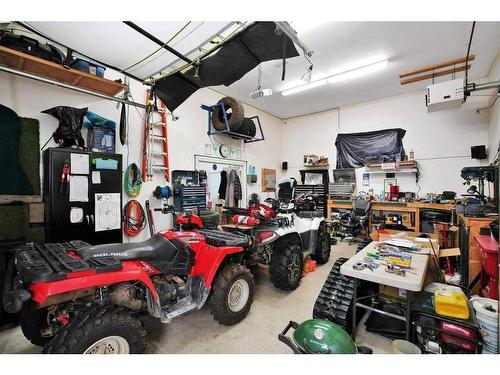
[124,163,142,197]
[123,200,146,237]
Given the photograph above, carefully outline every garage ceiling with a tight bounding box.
[215,22,500,118]
[23,21,500,119]
[24,21,237,80]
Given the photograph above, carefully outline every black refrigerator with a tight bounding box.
[43,148,122,244]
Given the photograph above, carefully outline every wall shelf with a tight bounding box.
[364,160,419,175]
[0,46,126,96]
[364,168,419,175]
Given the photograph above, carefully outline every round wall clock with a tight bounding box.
[219,144,231,158]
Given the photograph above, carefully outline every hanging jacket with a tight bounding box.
[226,169,242,207]
[218,170,227,199]
[234,173,242,200]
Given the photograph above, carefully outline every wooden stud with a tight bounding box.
[400,65,470,85]
[399,55,475,78]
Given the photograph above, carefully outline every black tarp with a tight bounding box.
[335,128,406,169]
[154,22,299,111]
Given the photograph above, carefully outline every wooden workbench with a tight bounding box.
[327,199,454,235]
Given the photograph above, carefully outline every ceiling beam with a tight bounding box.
[123,21,193,65]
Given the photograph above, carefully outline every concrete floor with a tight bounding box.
[0,241,394,354]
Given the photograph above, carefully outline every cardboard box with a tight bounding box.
[377,229,439,249]
[433,224,459,249]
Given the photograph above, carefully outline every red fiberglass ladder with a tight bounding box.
[142,90,170,183]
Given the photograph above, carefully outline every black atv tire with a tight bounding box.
[240,117,257,137]
[43,305,146,354]
[270,242,303,290]
[211,96,244,132]
[313,222,331,264]
[20,300,52,347]
[209,264,254,326]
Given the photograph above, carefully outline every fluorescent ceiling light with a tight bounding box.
[281,58,389,96]
[327,60,389,83]
[281,79,327,96]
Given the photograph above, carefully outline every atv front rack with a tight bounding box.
[16,241,122,283]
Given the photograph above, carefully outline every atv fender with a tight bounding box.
[274,232,303,249]
[29,260,161,307]
[190,245,246,288]
[309,217,325,231]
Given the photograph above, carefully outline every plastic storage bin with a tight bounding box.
[70,58,105,77]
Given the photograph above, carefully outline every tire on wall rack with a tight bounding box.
[312,222,331,264]
[240,117,257,137]
[43,305,147,354]
[211,96,244,132]
[269,242,304,290]
[209,264,255,326]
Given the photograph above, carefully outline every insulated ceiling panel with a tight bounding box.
[24,21,234,81]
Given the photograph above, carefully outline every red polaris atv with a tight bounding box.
[3,210,254,354]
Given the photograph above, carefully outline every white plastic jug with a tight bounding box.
[392,340,421,354]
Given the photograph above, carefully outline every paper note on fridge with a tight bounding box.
[70,153,89,174]
[92,171,101,184]
[69,175,89,202]
[95,193,121,232]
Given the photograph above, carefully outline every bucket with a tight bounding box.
[392,340,421,354]
[471,297,499,354]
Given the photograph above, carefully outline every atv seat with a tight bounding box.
[77,235,195,276]
[77,235,184,262]
[199,229,251,248]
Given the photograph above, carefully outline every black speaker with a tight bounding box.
[471,145,487,159]
[282,161,288,170]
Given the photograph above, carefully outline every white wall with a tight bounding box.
[282,89,490,198]
[0,71,283,242]
[1,64,495,242]
[487,53,500,163]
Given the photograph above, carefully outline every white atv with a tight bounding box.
[243,193,331,290]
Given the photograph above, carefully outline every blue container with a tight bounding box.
[70,58,106,77]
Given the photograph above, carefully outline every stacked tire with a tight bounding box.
[238,118,257,137]
[211,97,258,139]
[211,97,245,132]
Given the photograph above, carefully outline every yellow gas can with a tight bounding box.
[434,288,469,320]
